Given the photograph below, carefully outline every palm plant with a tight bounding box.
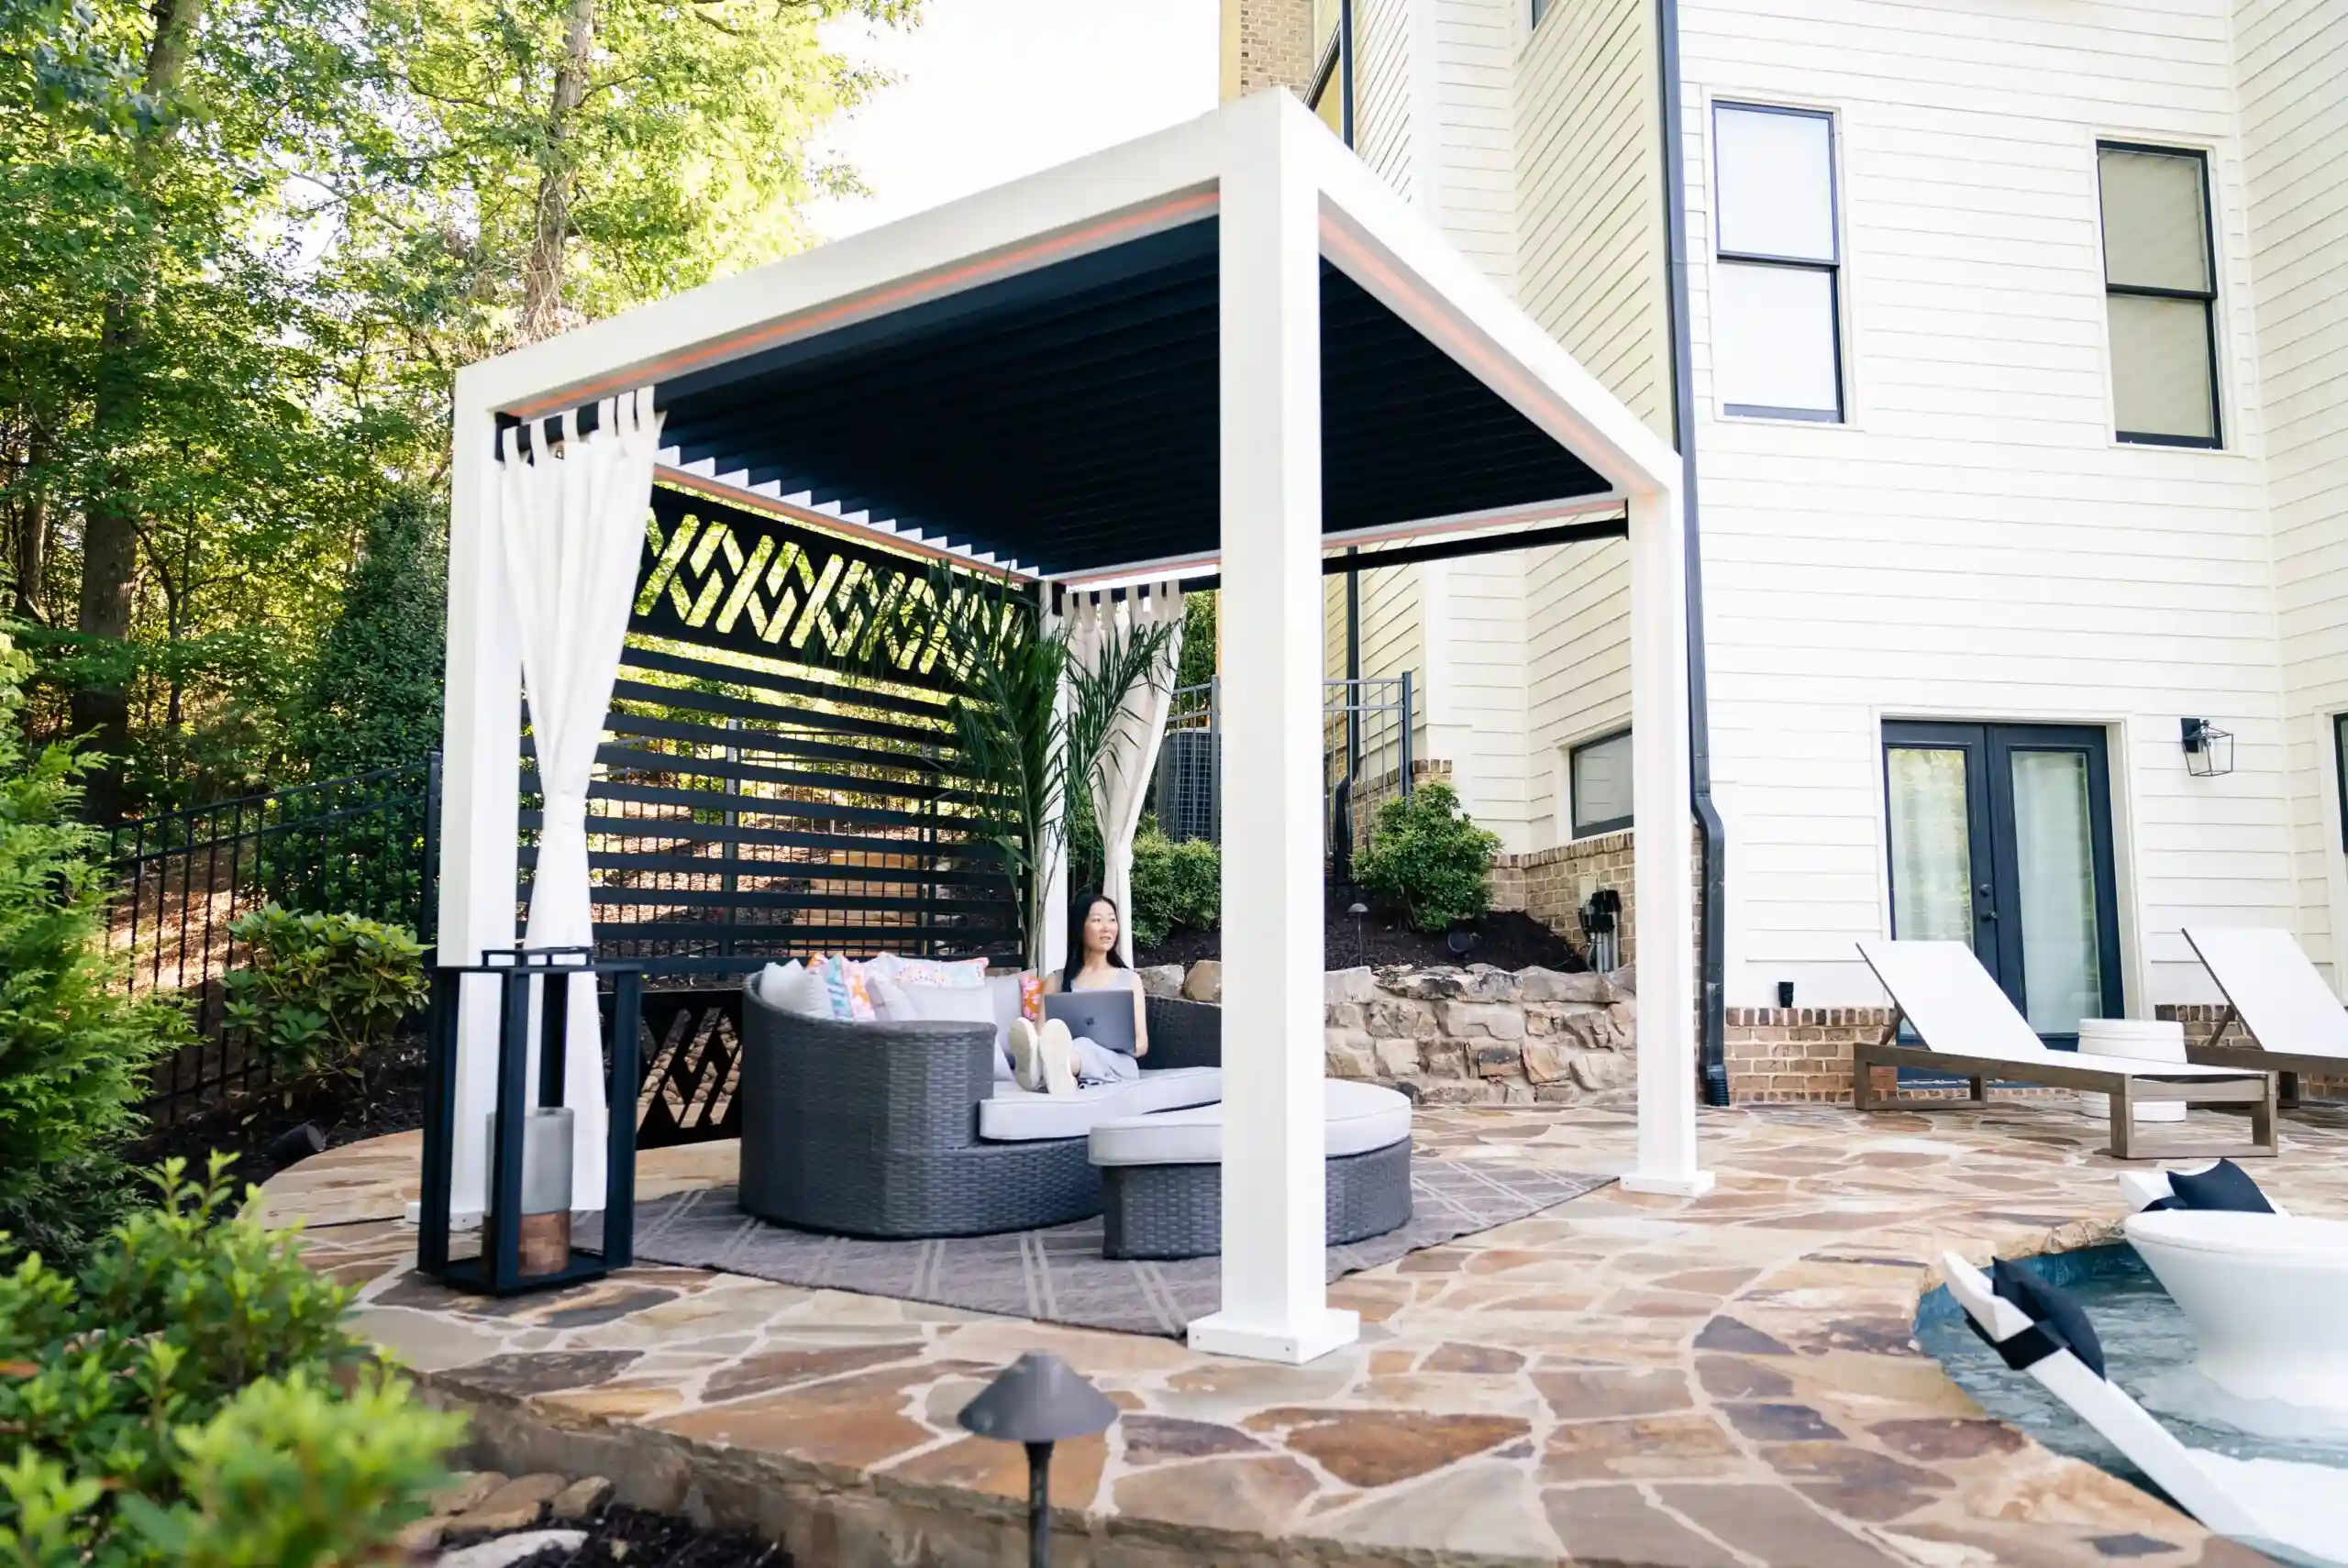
[837,566,1173,965]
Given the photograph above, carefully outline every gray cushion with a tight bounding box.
[979,1066,1223,1143]
[1087,1079,1411,1166]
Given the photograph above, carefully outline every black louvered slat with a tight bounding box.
[569,780,1011,836]
[617,644,957,723]
[607,679,950,751]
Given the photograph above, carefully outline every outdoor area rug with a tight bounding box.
[625,1158,1610,1337]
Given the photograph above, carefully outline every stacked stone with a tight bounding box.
[1140,959,1635,1106]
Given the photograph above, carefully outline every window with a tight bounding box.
[1712,103,1842,422]
[1308,0,1347,142]
[2098,143,2220,447]
[1570,729,1633,837]
[2335,713,2348,852]
[1530,0,1553,26]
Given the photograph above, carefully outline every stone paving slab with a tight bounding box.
[271,1102,2348,1567]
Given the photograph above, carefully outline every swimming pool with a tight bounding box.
[1914,1243,2348,1496]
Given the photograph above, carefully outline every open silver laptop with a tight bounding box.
[1043,990,1137,1055]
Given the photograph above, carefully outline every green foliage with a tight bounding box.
[1128,819,1220,949]
[221,906,426,1078]
[0,632,183,1263]
[2,0,920,802]
[294,489,445,778]
[0,1155,465,1565]
[1352,781,1501,933]
[1175,592,1216,692]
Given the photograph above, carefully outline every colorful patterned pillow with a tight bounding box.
[817,955,878,1021]
[1019,972,1044,1023]
[866,953,989,989]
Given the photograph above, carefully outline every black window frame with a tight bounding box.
[1530,0,1552,28]
[1712,101,1845,425]
[2097,139,2222,450]
[2334,712,2348,853]
[1569,727,1634,838]
[1308,2,1352,148]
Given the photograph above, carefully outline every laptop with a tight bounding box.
[1044,989,1138,1055]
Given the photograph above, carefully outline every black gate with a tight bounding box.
[546,487,1025,1147]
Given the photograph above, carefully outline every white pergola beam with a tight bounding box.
[1186,94,1357,1364]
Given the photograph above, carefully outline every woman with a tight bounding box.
[1007,894,1149,1095]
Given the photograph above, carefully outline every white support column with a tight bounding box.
[1188,99,1358,1365]
[1621,484,1712,1198]
[1039,594,1071,978]
[434,375,526,1219]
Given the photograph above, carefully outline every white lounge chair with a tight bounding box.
[1939,1251,2348,1567]
[2180,926,2348,1105]
[1854,940,2276,1159]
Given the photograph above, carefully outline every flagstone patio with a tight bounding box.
[268,1103,2348,1568]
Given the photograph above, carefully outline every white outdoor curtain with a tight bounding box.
[1068,581,1185,965]
[495,387,665,1209]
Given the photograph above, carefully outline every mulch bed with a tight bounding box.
[1139,884,1588,974]
[132,1036,430,1185]
[447,1506,788,1566]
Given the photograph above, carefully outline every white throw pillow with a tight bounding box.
[756,960,831,1019]
[890,981,1007,1078]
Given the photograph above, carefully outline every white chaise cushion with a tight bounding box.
[1088,1079,1412,1167]
[979,1066,1223,1143]
[2183,925,2348,1061]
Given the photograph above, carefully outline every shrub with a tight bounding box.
[0,631,185,1264]
[221,907,427,1080]
[0,1156,464,1566]
[1129,819,1220,948]
[1352,781,1501,933]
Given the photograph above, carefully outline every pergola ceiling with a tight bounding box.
[648,217,1611,578]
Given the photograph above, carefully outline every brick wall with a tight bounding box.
[1231,0,1316,97]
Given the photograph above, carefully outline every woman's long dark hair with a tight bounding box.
[1060,893,1128,987]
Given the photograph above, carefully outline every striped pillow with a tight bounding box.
[816,955,878,1021]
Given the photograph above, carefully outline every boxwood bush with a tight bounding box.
[1129,819,1220,949]
[1352,781,1501,933]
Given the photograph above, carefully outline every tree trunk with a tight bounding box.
[71,0,206,821]
[10,429,50,624]
[518,0,595,344]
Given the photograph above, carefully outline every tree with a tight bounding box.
[295,489,446,777]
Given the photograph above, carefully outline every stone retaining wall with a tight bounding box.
[1144,959,1635,1107]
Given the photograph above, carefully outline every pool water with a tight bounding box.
[1914,1244,2348,1494]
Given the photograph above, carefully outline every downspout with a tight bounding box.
[1656,0,1730,1106]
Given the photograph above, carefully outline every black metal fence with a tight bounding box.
[109,758,440,1123]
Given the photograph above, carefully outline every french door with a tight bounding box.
[1882,723,2123,1049]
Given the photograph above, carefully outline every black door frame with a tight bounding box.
[1883,721,2126,1047]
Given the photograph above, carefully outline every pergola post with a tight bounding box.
[435,377,526,1218]
[1621,483,1713,1197]
[1188,100,1359,1365]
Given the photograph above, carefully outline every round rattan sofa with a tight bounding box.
[735,985,1224,1239]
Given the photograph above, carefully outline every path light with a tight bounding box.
[957,1353,1118,1568]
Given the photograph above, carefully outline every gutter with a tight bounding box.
[1656,0,1731,1106]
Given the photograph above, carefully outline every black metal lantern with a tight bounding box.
[416,945,643,1296]
[2181,718,2235,778]
[958,1353,1118,1568]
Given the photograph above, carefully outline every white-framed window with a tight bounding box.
[1711,102,1843,423]
[1569,729,1634,838]
[2097,142,2221,448]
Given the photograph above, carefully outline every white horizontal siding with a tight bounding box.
[2236,0,2348,988]
[1677,0,2293,1010]
[1512,0,1667,852]
[1433,0,1519,293]
[1355,0,1417,200]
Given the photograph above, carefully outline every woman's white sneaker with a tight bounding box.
[1007,1017,1045,1091]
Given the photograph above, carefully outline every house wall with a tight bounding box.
[1678,0,2298,1012]
[2235,0,2348,995]
[1510,0,1671,852]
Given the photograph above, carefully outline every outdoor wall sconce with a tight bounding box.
[958,1353,1119,1568]
[2181,718,2236,778]
[416,945,643,1297]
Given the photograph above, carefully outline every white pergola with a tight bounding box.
[438,91,1711,1365]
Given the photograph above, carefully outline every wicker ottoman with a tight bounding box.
[1087,1080,1414,1260]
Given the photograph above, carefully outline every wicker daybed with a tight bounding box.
[736,985,1224,1239]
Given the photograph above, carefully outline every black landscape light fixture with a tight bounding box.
[2181,718,2235,778]
[416,944,643,1297]
[958,1353,1119,1568]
